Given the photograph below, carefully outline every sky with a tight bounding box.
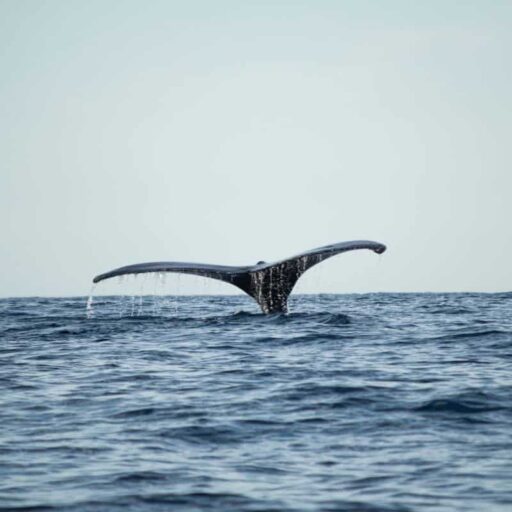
[1,0,511,297]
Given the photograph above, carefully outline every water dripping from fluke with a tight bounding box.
[85,284,97,319]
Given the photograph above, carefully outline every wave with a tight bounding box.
[2,293,512,512]
[429,329,511,344]
[415,391,507,415]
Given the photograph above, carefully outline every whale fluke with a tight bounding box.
[93,240,386,313]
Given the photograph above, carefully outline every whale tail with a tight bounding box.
[93,240,386,314]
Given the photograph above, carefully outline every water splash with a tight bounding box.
[137,274,146,316]
[85,284,97,319]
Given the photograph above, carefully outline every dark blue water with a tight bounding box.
[1,293,511,511]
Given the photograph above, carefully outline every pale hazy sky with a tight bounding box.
[1,0,511,297]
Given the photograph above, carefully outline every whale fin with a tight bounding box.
[92,240,386,313]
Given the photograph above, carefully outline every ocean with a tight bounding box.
[1,293,511,511]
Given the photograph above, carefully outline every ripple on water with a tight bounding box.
[0,293,511,511]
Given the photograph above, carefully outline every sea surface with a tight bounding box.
[1,293,511,512]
